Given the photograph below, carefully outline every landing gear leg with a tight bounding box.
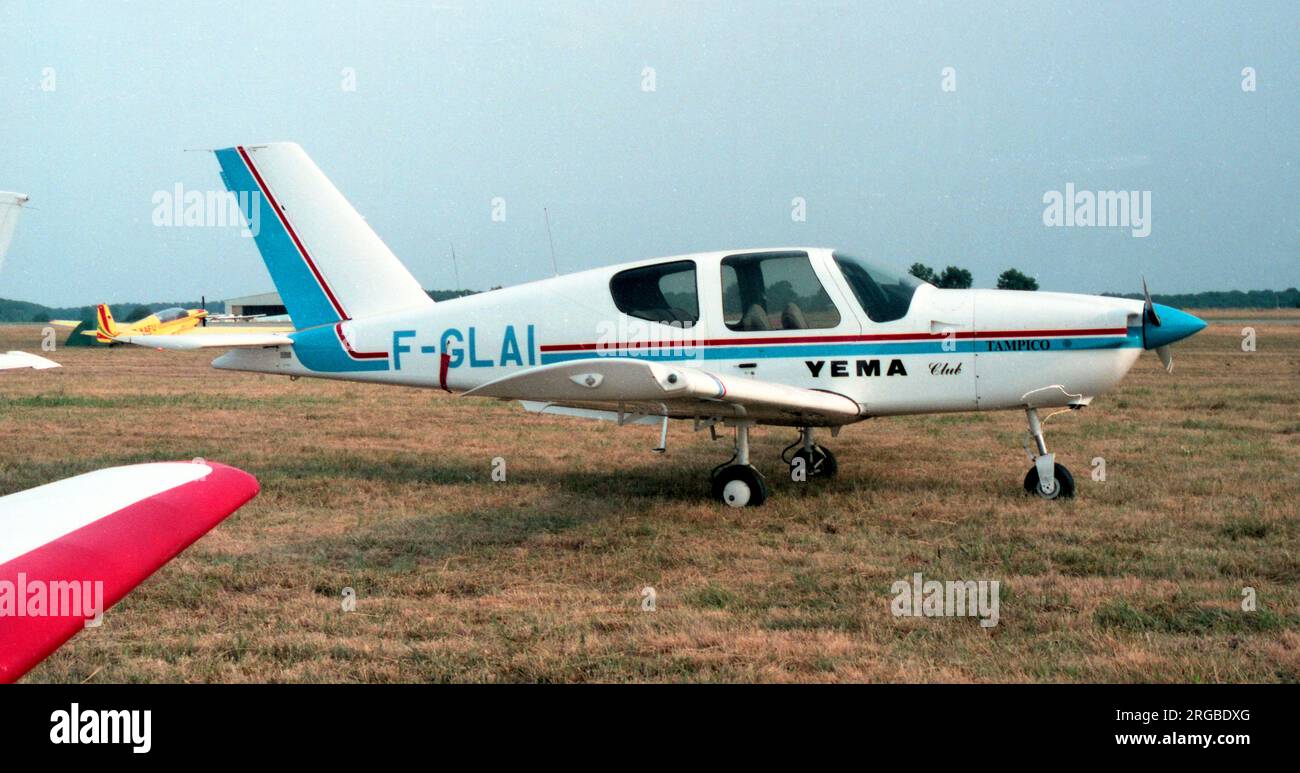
[711,420,768,507]
[783,427,838,481]
[1022,407,1074,500]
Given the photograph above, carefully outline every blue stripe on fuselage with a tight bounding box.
[290,325,389,372]
[537,330,1142,365]
[214,147,342,330]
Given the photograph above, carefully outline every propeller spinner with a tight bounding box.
[1139,278,1207,372]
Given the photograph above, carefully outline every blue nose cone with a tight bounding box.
[1143,303,1207,350]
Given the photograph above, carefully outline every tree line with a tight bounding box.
[2,277,1298,324]
[909,263,1038,291]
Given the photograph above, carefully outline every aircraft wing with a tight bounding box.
[463,359,861,426]
[206,313,264,321]
[0,461,258,683]
[119,333,294,350]
[48,320,82,329]
[0,351,60,370]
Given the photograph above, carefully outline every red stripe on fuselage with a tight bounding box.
[334,323,387,360]
[237,145,350,322]
[539,326,1130,353]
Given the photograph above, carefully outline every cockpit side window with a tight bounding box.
[831,252,924,323]
[720,251,841,331]
[609,260,699,327]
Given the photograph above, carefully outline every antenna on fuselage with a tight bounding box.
[544,207,558,277]
[450,242,461,291]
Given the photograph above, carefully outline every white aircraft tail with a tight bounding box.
[213,143,433,330]
[0,191,30,274]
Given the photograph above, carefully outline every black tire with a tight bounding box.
[711,464,769,507]
[1023,463,1075,500]
[790,446,838,480]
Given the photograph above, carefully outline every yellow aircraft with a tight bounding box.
[71,304,291,344]
[84,304,207,343]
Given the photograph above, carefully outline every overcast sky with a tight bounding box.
[1,1,1295,306]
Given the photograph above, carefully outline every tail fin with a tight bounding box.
[213,143,434,330]
[95,304,119,342]
[0,192,30,274]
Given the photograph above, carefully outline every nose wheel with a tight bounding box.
[1022,407,1075,500]
[1023,463,1074,499]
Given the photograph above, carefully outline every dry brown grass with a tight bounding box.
[2,314,1297,683]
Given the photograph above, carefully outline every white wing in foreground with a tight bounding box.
[464,359,861,426]
[0,351,60,370]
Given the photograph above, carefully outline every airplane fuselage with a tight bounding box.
[214,247,1149,422]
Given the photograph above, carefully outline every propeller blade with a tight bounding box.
[1142,276,1161,327]
[1156,345,1174,373]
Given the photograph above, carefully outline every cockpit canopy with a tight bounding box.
[831,252,925,323]
[153,307,190,323]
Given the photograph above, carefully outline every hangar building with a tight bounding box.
[224,291,287,317]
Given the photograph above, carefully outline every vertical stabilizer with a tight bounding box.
[213,144,434,330]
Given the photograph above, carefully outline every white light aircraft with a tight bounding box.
[123,143,1206,506]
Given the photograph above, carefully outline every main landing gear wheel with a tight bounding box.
[790,446,837,479]
[783,427,838,481]
[709,419,768,507]
[1023,463,1075,500]
[712,464,769,507]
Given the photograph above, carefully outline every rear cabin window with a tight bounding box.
[720,251,841,331]
[609,260,699,327]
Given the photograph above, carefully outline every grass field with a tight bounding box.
[3,313,1297,683]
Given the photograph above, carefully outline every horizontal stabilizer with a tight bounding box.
[120,333,293,350]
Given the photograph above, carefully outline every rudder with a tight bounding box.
[214,143,434,330]
[95,304,119,342]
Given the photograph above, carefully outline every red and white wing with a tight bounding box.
[0,461,259,683]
